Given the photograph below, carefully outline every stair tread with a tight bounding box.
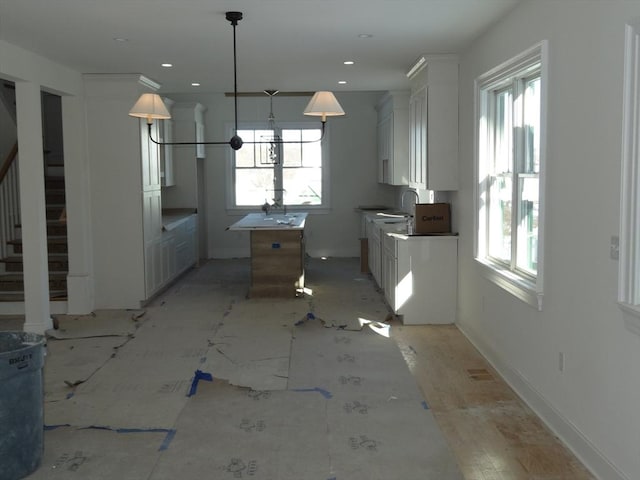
[0,292,67,302]
[8,236,68,244]
[1,253,68,261]
[15,220,67,228]
[0,272,67,279]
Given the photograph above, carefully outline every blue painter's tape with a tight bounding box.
[272,242,281,249]
[292,387,333,399]
[295,312,317,326]
[76,425,177,451]
[421,400,429,410]
[187,369,213,397]
[44,424,70,431]
[158,429,177,451]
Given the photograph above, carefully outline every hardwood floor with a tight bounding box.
[391,323,595,480]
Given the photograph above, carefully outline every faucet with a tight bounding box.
[265,188,287,215]
[401,189,420,234]
[401,189,419,213]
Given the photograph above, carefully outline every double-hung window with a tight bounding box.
[229,124,326,210]
[475,41,548,310]
[619,23,640,334]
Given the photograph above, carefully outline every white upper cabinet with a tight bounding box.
[376,91,410,186]
[407,55,459,191]
[159,97,175,187]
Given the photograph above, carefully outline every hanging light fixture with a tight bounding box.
[128,11,345,151]
[260,89,281,165]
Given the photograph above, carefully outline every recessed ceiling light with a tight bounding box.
[338,80,347,85]
[161,63,173,68]
[344,61,355,65]
[358,34,373,38]
[191,83,201,87]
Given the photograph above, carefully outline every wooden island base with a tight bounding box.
[249,229,305,298]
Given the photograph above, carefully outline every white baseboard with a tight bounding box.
[456,321,629,480]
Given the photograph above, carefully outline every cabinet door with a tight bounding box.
[141,121,161,190]
[409,88,427,189]
[160,119,175,187]
[382,236,397,309]
[427,82,459,190]
[377,114,391,183]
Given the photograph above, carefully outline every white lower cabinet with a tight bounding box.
[145,214,197,299]
[366,217,382,286]
[382,233,457,324]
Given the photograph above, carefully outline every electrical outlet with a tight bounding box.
[610,235,619,260]
[558,352,565,373]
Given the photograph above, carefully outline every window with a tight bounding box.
[475,41,547,310]
[229,124,327,210]
[619,24,640,334]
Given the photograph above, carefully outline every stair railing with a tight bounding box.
[0,142,20,263]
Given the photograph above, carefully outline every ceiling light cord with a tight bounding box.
[228,11,243,150]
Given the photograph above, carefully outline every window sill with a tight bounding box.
[618,302,640,336]
[475,258,543,311]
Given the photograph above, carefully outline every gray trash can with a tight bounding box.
[0,332,46,480]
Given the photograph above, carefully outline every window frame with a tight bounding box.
[619,23,640,335]
[225,120,331,214]
[474,41,548,311]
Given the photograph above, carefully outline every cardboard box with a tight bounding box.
[414,203,451,234]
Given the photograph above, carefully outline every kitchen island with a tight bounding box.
[227,213,307,297]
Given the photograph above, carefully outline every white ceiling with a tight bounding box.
[0,0,521,94]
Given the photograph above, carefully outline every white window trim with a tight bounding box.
[473,40,548,311]
[225,120,332,214]
[619,24,640,335]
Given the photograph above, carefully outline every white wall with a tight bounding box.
[164,91,397,259]
[455,2,640,479]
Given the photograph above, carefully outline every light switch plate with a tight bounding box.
[610,235,619,260]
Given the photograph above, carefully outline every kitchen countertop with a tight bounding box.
[227,212,308,231]
[387,231,459,239]
[162,208,197,231]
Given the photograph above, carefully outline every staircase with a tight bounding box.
[0,176,68,301]
[0,85,68,303]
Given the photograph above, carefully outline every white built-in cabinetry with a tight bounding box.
[376,91,410,185]
[407,55,459,191]
[161,103,206,208]
[84,74,197,308]
[159,97,175,187]
[159,214,197,288]
[382,232,457,324]
[362,210,457,324]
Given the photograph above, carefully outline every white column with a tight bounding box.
[15,81,53,334]
[61,94,95,314]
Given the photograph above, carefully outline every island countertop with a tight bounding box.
[227,212,308,231]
